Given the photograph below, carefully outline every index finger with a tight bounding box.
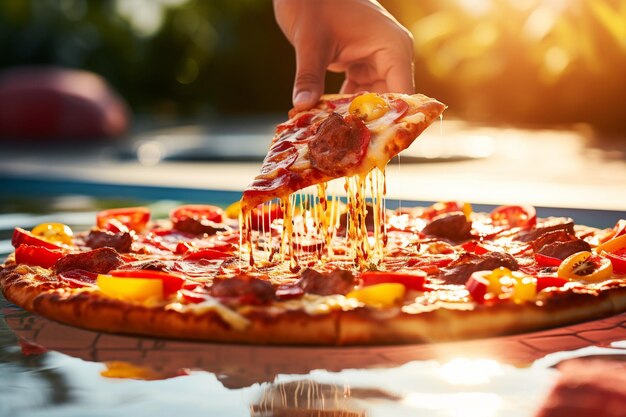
[385,62,415,94]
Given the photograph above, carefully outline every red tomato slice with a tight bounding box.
[15,245,64,268]
[58,269,98,288]
[361,271,426,291]
[12,227,63,250]
[490,205,537,229]
[183,248,233,261]
[108,269,184,297]
[96,207,150,233]
[606,252,626,275]
[536,277,568,292]
[534,253,563,267]
[170,205,223,224]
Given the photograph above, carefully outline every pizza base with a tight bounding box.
[3,262,626,345]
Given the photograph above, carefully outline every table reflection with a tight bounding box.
[2,295,626,417]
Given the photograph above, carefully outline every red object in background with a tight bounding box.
[535,359,626,417]
[0,67,129,139]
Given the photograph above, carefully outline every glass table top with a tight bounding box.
[2,293,625,417]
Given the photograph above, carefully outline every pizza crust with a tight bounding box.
[4,261,625,345]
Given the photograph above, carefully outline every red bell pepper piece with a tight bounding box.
[466,272,490,303]
[108,269,184,297]
[361,271,426,291]
[12,227,63,250]
[534,253,563,267]
[183,248,233,261]
[605,252,626,275]
[536,277,569,292]
[15,245,64,268]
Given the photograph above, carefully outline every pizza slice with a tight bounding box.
[241,92,446,213]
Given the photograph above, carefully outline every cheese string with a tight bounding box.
[241,168,388,271]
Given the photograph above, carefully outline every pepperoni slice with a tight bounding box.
[309,113,370,177]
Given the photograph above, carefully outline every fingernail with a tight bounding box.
[294,90,312,106]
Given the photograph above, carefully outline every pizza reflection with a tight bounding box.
[250,380,399,417]
[3,297,626,389]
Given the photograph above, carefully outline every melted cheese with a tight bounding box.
[277,294,361,315]
[239,94,434,272]
[167,300,250,331]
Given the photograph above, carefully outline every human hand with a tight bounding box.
[273,0,415,111]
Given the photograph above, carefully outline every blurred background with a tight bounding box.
[0,0,624,218]
[1,0,624,129]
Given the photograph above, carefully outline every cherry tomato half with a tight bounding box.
[490,205,537,229]
[97,207,150,233]
[557,251,613,282]
[31,223,73,245]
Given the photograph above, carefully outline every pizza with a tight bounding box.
[240,92,445,267]
[2,92,626,346]
[240,92,446,212]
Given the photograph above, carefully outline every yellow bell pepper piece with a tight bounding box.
[595,234,626,254]
[97,274,163,302]
[31,222,73,245]
[347,283,405,308]
[477,267,537,302]
[101,361,160,380]
[348,93,390,122]
[486,267,512,294]
[462,202,473,221]
[511,276,537,303]
[224,201,241,219]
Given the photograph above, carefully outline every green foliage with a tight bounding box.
[0,0,296,116]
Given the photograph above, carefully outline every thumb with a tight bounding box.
[292,43,327,111]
